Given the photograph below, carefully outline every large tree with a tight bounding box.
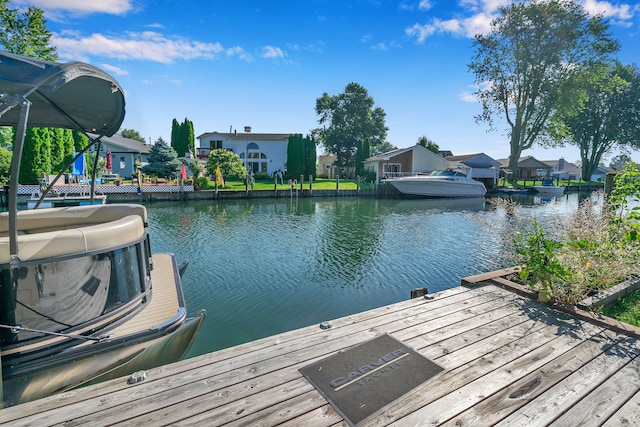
[468,0,619,181]
[205,148,246,181]
[0,1,57,61]
[314,82,387,171]
[120,128,146,143]
[19,127,51,184]
[0,1,58,183]
[287,134,316,179]
[417,136,440,154]
[550,62,640,181]
[171,118,195,157]
[141,137,182,179]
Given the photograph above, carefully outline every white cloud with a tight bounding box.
[226,46,254,62]
[419,0,433,10]
[99,63,128,76]
[262,46,285,59]
[581,0,634,20]
[405,22,437,43]
[371,42,388,51]
[52,31,225,64]
[11,0,133,15]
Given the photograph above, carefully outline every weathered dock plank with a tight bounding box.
[0,283,637,427]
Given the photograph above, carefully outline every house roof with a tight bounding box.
[197,131,290,141]
[497,156,550,169]
[364,146,416,162]
[90,133,151,154]
[445,153,500,168]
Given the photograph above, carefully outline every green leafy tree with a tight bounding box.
[314,82,387,170]
[610,154,632,170]
[0,127,14,149]
[417,136,440,154]
[0,146,11,184]
[141,137,181,179]
[120,128,146,143]
[551,62,640,181]
[0,1,58,183]
[205,149,246,180]
[370,141,396,156]
[468,0,619,182]
[0,2,57,61]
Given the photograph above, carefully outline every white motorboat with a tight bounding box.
[0,51,205,406]
[384,169,487,198]
[534,179,565,197]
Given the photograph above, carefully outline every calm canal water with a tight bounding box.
[145,192,593,358]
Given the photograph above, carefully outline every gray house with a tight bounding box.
[89,134,151,178]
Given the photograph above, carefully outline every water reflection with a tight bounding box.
[145,193,593,357]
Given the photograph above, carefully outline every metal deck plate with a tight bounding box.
[299,333,444,426]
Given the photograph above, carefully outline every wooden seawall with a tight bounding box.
[1,283,638,426]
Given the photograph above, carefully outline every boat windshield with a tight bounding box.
[0,240,150,343]
[430,170,467,177]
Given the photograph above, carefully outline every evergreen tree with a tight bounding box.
[141,137,182,179]
[0,3,57,61]
[170,118,180,153]
[73,131,88,152]
[50,128,66,172]
[185,118,195,156]
[304,136,317,178]
[287,134,304,178]
[20,127,51,184]
[170,118,195,157]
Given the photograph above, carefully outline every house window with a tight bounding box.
[213,140,223,149]
[120,156,125,169]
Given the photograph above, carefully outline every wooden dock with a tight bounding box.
[1,283,639,426]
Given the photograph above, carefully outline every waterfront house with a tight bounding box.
[318,155,338,178]
[363,145,446,183]
[497,156,551,180]
[89,133,151,179]
[197,131,288,176]
[444,153,500,189]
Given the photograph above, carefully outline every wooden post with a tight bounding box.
[336,175,339,191]
[274,175,277,196]
[299,174,304,191]
[357,175,360,191]
[309,175,313,196]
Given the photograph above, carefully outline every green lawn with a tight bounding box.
[601,289,640,327]
[203,177,375,191]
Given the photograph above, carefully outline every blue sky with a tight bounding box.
[11,0,640,164]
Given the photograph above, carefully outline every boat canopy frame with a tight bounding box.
[0,50,126,264]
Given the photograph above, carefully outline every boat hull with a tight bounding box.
[534,186,565,196]
[2,309,205,406]
[387,177,487,198]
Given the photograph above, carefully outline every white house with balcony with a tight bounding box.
[197,131,289,176]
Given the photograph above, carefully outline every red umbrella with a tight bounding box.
[180,163,187,180]
[105,149,112,171]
